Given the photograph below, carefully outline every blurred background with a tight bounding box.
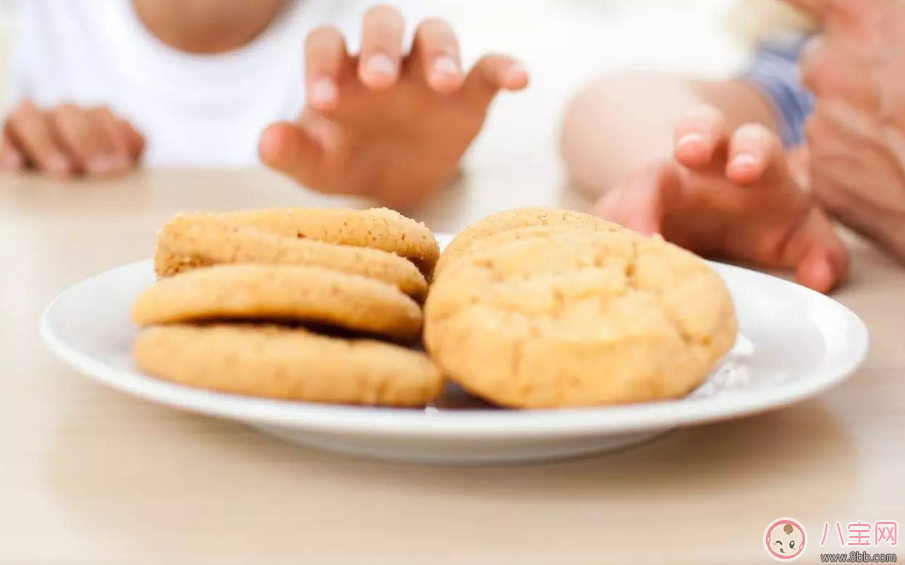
[0,0,813,215]
[0,0,14,100]
[0,0,809,105]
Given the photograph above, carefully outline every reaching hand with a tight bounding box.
[595,106,849,293]
[1,101,145,178]
[258,5,528,209]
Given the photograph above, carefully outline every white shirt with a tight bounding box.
[8,0,417,167]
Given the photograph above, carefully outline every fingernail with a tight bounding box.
[732,153,759,168]
[677,132,707,148]
[502,61,528,83]
[365,53,397,76]
[508,61,527,75]
[433,55,460,76]
[310,77,337,107]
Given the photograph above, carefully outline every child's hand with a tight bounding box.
[1,101,145,178]
[259,6,528,209]
[595,106,849,293]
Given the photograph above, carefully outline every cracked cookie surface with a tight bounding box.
[154,214,428,301]
[133,264,423,342]
[435,207,626,276]
[424,229,737,408]
[135,324,443,406]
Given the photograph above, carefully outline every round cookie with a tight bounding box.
[154,214,428,302]
[135,324,443,406]
[132,264,423,342]
[424,231,737,408]
[435,207,625,276]
[435,223,628,277]
[213,207,439,276]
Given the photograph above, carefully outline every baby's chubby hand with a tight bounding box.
[1,101,145,178]
[596,106,849,293]
[259,5,528,209]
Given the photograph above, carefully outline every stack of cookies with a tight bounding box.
[424,208,738,408]
[132,205,739,411]
[131,208,444,407]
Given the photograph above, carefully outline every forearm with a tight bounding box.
[560,72,779,200]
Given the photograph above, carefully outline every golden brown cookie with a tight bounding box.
[435,207,625,276]
[424,230,737,408]
[154,214,428,302]
[212,207,439,276]
[135,324,443,406]
[132,264,423,342]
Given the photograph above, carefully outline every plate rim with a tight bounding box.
[39,258,871,439]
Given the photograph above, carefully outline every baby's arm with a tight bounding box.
[560,74,779,200]
[562,35,812,201]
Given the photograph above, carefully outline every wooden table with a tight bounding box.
[0,167,903,565]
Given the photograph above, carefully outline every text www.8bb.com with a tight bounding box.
[820,552,897,562]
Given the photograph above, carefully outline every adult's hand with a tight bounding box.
[785,0,905,261]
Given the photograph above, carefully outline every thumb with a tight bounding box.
[787,209,850,293]
[462,54,528,112]
[258,121,324,185]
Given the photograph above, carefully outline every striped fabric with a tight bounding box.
[743,34,814,148]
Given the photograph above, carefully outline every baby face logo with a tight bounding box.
[764,518,807,561]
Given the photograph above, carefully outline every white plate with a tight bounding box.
[40,235,870,464]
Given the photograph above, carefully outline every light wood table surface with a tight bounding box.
[0,167,903,565]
